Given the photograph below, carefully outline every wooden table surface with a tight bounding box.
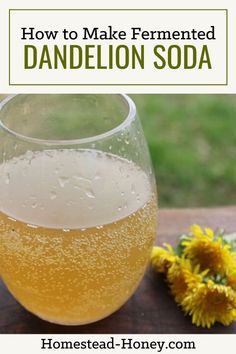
[1,207,236,334]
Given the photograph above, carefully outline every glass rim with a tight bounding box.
[0,94,136,146]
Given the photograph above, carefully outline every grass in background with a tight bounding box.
[1,94,236,208]
[133,95,236,207]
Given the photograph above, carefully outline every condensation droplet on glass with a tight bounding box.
[5,173,10,185]
[27,224,38,229]
[125,139,129,145]
[131,183,136,194]
[121,191,125,197]
[85,189,95,198]
[119,165,124,174]
[50,191,57,200]
[58,176,69,188]
[118,206,122,211]
[32,202,38,209]
[108,145,112,151]
[8,216,16,222]
[27,151,34,165]
[22,166,27,176]
[63,228,70,232]
[94,172,101,180]
[74,175,91,183]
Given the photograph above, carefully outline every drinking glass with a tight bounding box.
[0,94,157,325]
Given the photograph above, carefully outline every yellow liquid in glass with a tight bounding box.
[0,149,157,324]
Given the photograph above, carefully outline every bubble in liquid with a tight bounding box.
[96,225,103,230]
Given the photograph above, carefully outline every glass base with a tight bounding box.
[33,312,114,326]
[21,300,126,325]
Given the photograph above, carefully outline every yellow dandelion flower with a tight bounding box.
[182,280,236,328]
[191,224,214,239]
[151,244,177,273]
[227,270,236,291]
[182,225,235,275]
[166,258,207,304]
[150,224,236,328]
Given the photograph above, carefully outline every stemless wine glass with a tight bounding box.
[0,94,157,325]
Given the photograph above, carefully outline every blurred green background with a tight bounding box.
[132,95,236,208]
[1,94,236,208]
